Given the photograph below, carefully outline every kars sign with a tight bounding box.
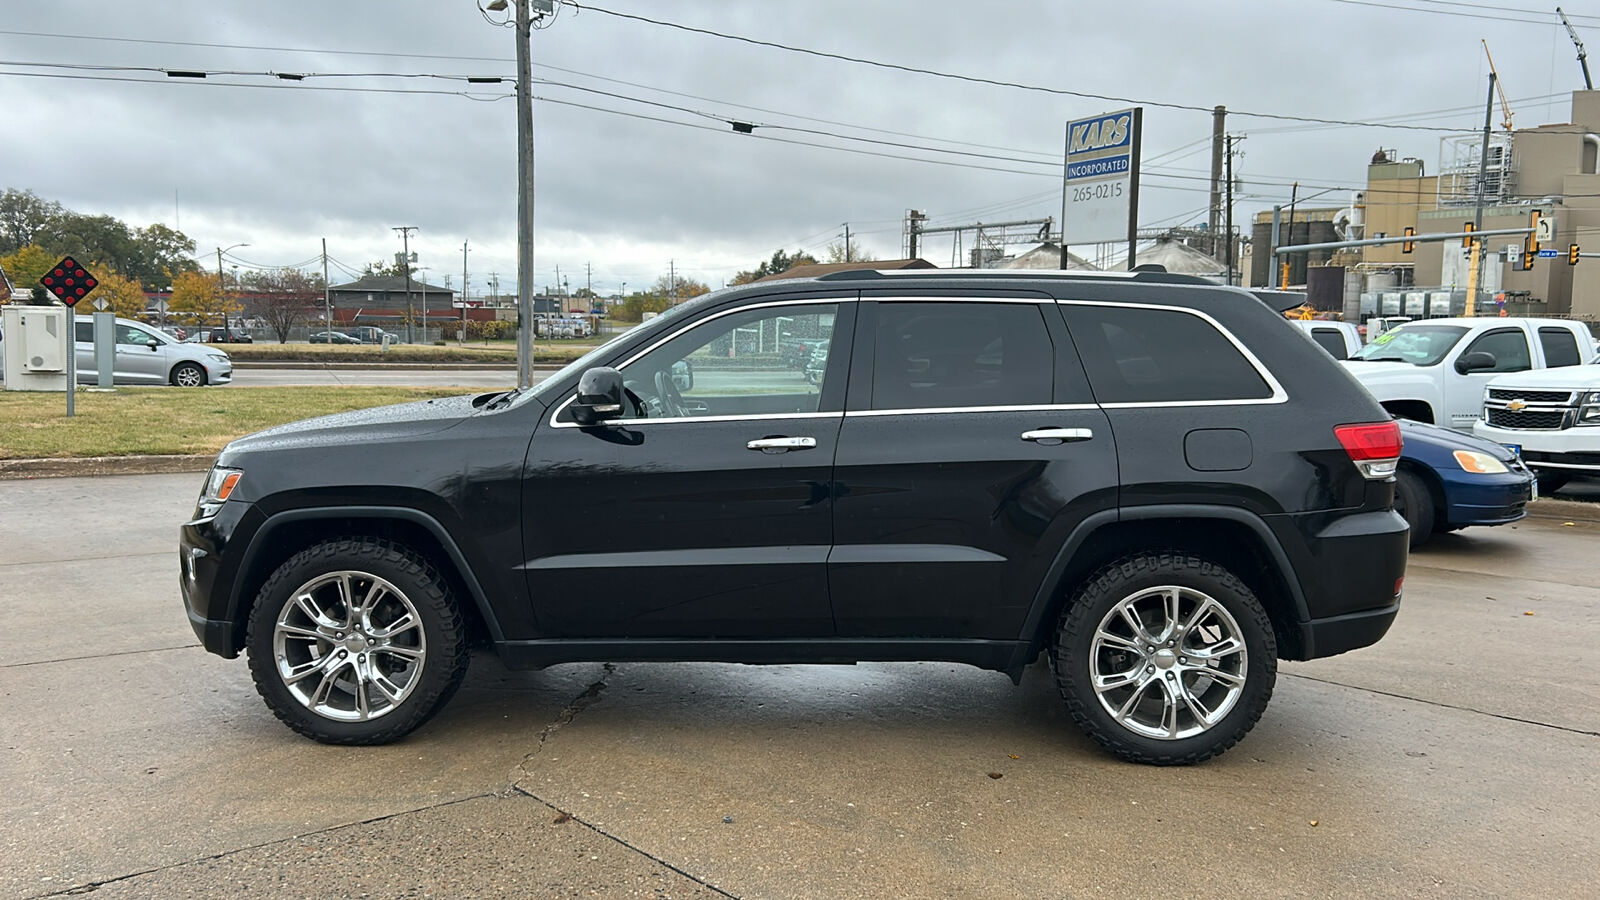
[1061,107,1142,247]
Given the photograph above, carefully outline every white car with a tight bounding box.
[1291,320,1362,360]
[1474,364,1600,491]
[74,317,233,387]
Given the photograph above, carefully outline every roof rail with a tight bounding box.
[814,268,1216,286]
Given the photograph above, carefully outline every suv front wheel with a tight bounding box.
[245,537,469,744]
[1051,553,1277,765]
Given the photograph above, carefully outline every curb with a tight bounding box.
[230,361,563,371]
[0,455,212,480]
[1524,495,1600,523]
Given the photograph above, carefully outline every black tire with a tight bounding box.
[1393,469,1435,549]
[170,361,207,387]
[245,537,469,745]
[1536,471,1571,494]
[1050,552,1276,766]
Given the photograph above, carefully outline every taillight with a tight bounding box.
[1334,421,1403,479]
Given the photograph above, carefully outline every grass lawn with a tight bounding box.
[0,386,468,459]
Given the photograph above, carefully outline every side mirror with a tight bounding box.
[571,366,625,426]
[1455,350,1496,374]
[146,339,160,351]
[671,359,694,392]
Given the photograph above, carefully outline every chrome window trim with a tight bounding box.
[551,411,841,430]
[1055,298,1289,406]
[870,295,1053,304]
[548,297,846,429]
[846,403,1098,417]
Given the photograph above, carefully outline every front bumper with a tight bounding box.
[179,499,259,657]
[1440,467,1534,527]
[1473,421,1600,475]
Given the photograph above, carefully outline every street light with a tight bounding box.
[216,243,248,333]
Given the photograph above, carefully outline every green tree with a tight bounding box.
[363,258,415,279]
[128,223,200,288]
[654,273,710,302]
[168,270,238,330]
[46,213,137,273]
[731,248,817,285]
[0,188,64,255]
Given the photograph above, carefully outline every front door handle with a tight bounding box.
[1021,427,1093,443]
[747,436,817,452]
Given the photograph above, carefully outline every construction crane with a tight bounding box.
[1482,40,1515,133]
[1557,7,1593,90]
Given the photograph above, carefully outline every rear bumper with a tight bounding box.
[1268,506,1408,660]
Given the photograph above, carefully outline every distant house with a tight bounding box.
[326,275,457,324]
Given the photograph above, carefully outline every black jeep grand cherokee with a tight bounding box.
[181,269,1407,765]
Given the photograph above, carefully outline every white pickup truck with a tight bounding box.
[1341,317,1596,431]
[1473,364,1600,490]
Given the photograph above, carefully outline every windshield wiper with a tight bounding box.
[483,388,520,410]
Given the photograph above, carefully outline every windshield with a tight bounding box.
[1350,324,1468,366]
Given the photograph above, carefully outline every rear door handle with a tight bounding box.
[747,436,817,452]
[1021,427,1093,443]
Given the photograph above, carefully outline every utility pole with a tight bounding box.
[1466,72,1497,317]
[1283,182,1299,288]
[585,261,592,298]
[1268,205,1283,288]
[1225,134,1236,286]
[844,223,851,261]
[513,0,538,388]
[461,240,470,345]
[321,238,331,331]
[393,226,417,343]
[669,259,676,304]
[1209,105,1226,260]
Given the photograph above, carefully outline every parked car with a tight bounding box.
[343,326,399,344]
[181,268,1408,764]
[309,331,362,344]
[1342,317,1595,430]
[1473,364,1600,493]
[74,317,232,387]
[1392,418,1535,548]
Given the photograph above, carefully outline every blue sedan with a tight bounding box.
[1393,419,1536,548]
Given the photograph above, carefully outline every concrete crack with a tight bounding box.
[3,644,199,669]
[506,662,615,792]
[1285,671,1600,737]
[509,785,741,899]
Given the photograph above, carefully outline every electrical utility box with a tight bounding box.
[2,304,72,391]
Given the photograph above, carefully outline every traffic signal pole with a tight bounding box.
[1465,72,1496,317]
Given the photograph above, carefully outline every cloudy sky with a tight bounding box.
[2,0,1595,294]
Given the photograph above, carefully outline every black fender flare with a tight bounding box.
[226,505,506,643]
[1015,504,1311,649]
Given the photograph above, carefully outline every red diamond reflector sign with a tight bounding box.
[39,256,99,307]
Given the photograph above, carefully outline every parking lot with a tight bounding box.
[2,472,1597,898]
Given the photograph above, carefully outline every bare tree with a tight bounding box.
[247,268,322,342]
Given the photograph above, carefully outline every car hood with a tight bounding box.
[220,393,485,458]
[1486,364,1600,390]
[1339,359,1437,396]
[1400,417,1518,462]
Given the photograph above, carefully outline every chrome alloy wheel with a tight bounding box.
[173,364,205,387]
[1088,585,1248,740]
[272,571,427,722]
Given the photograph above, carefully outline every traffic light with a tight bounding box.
[1402,226,1415,254]
[1522,249,1538,271]
[1528,210,1543,252]
[1571,244,1582,266]
[1462,221,1475,248]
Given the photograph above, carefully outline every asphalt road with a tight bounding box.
[231,366,523,388]
[2,475,1597,898]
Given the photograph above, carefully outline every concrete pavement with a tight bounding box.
[2,473,1597,898]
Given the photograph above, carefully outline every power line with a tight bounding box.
[1324,0,1599,27]
[562,1,1527,132]
[0,69,513,101]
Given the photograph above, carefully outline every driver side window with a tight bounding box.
[1463,329,1532,373]
[618,303,839,420]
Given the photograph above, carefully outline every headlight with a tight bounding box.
[1453,450,1509,474]
[1579,405,1600,426]
[208,353,230,364]
[197,466,243,517]
[1582,391,1600,405]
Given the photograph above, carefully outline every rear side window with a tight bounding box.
[1309,327,1349,360]
[1064,304,1273,403]
[1538,327,1581,368]
[871,302,1053,409]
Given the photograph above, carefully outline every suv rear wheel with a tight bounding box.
[245,538,469,744]
[1051,553,1276,765]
